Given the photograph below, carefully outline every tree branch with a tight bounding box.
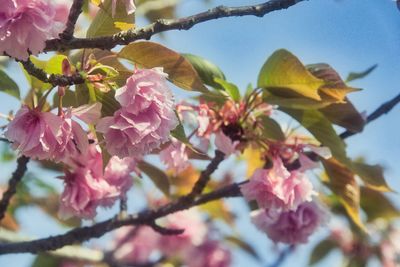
[44,0,307,52]
[0,156,29,222]
[149,222,185,235]
[340,92,400,139]
[187,150,225,198]
[20,59,85,87]
[0,228,104,263]
[59,0,85,40]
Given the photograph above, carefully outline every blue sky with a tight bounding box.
[0,0,399,266]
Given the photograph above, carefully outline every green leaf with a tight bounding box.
[118,41,208,93]
[138,161,170,196]
[94,86,120,116]
[75,83,90,106]
[351,162,393,192]
[44,55,68,75]
[281,108,350,166]
[360,187,400,222]
[259,116,285,141]
[264,94,333,109]
[214,77,240,102]
[320,101,365,133]
[75,83,120,116]
[306,63,365,132]
[170,113,189,144]
[309,239,336,265]
[182,53,225,88]
[307,63,360,103]
[322,158,365,232]
[0,69,20,99]
[53,88,78,108]
[258,49,325,101]
[346,64,377,83]
[87,0,135,37]
[225,235,261,261]
[31,254,61,267]
[22,57,51,91]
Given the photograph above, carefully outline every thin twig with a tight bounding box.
[0,156,29,221]
[0,138,11,143]
[149,222,185,235]
[187,150,225,198]
[44,0,307,51]
[59,0,85,40]
[340,92,400,139]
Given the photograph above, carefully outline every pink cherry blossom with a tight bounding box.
[0,0,66,60]
[59,167,113,219]
[112,226,160,264]
[160,138,190,174]
[53,109,89,163]
[215,131,239,157]
[251,201,327,244]
[240,157,316,211]
[380,229,400,267]
[4,106,63,160]
[158,209,207,256]
[186,240,232,267]
[330,225,354,254]
[104,156,137,196]
[59,144,111,219]
[60,143,136,219]
[97,68,178,158]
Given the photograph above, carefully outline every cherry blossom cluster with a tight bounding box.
[5,67,177,219]
[0,0,135,60]
[240,140,331,244]
[111,208,231,267]
[159,91,332,245]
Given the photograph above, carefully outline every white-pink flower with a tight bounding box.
[53,109,89,163]
[251,201,327,244]
[104,156,137,196]
[97,68,178,158]
[59,168,113,219]
[215,131,239,157]
[240,157,316,211]
[0,0,66,60]
[158,209,208,256]
[4,106,63,160]
[186,240,232,267]
[112,226,160,264]
[160,138,189,174]
[60,143,136,219]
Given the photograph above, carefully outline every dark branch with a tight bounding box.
[187,150,225,198]
[44,0,307,51]
[149,222,185,235]
[340,92,400,139]
[20,60,85,87]
[0,156,29,221]
[59,0,84,40]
